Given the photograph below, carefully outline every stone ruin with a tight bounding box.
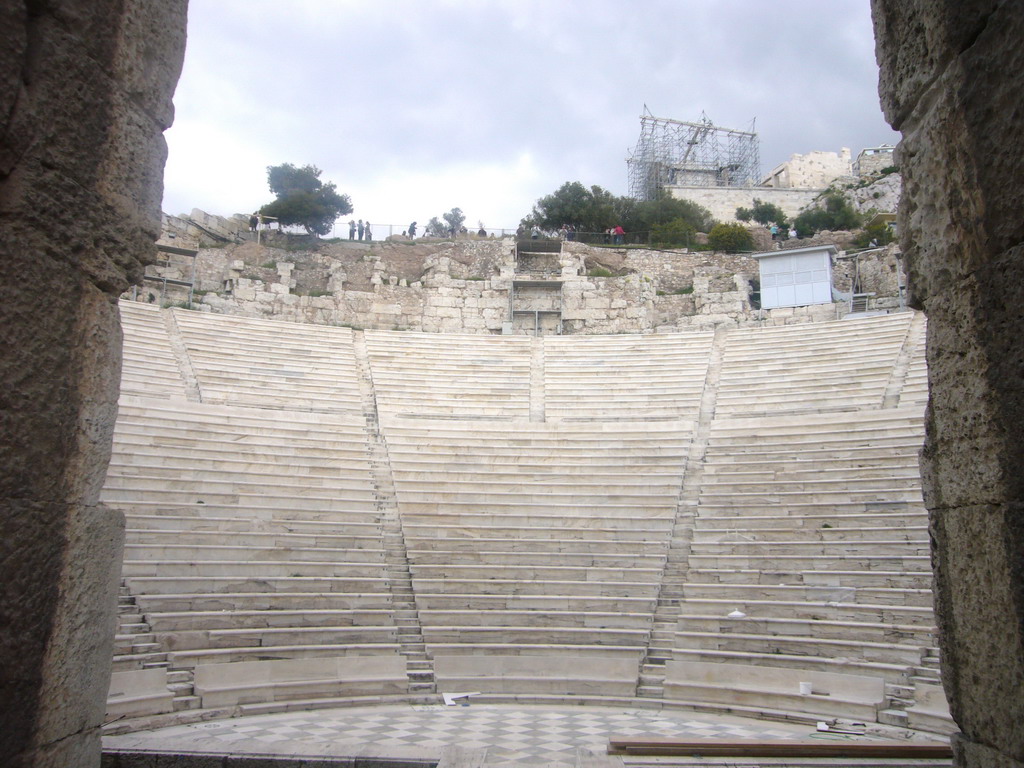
[133,217,908,336]
[2,1,1023,766]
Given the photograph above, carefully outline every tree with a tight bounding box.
[707,222,754,252]
[260,163,352,236]
[650,218,697,247]
[736,198,788,227]
[424,217,447,238]
[793,192,862,238]
[442,207,466,234]
[522,181,617,233]
[522,182,713,238]
[624,190,714,234]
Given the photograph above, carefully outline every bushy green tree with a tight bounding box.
[650,218,697,247]
[708,222,754,252]
[793,192,862,238]
[853,220,897,248]
[424,217,447,238]
[736,198,788,227]
[522,182,713,238]
[621,190,714,234]
[260,164,352,236]
[442,207,466,233]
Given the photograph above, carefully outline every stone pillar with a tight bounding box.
[0,2,187,766]
[872,2,1024,767]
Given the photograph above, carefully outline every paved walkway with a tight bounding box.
[103,703,944,766]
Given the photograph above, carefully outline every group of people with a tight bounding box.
[348,219,373,241]
[769,223,798,241]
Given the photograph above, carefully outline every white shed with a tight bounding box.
[753,244,837,309]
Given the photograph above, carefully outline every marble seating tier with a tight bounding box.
[104,309,947,731]
[542,331,714,420]
[171,308,363,413]
[715,313,914,416]
[365,330,532,419]
[118,301,187,399]
[663,660,888,722]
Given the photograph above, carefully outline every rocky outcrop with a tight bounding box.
[0,3,187,766]
[873,2,1024,766]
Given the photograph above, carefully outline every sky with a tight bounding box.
[161,0,898,236]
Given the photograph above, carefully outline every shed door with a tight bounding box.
[760,251,832,309]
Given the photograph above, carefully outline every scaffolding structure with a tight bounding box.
[627,108,761,200]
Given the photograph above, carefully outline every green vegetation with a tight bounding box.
[650,218,696,247]
[521,182,713,236]
[261,260,277,269]
[426,207,467,238]
[707,222,754,252]
[656,285,694,297]
[587,267,614,278]
[735,198,788,227]
[793,192,862,238]
[260,163,353,237]
[853,220,897,248]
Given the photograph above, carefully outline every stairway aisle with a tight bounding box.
[353,330,437,698]
[161,308,202,402]
[635,326,729,700]
[530,335,545,422]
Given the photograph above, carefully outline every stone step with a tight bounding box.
[878,708,909,727]
[172,695,201,711]
[636,686,663,698]
[166,670,192,684]
[168,681,194,696]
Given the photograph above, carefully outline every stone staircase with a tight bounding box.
[882,310,927,408]
[114,582,199,712]
[530,335,545,422]
[161,308,203,402]
[354,330,437,698]
[114,582,164,668]
[636,327,728,700]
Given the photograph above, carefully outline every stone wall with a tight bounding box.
[855,145,896,176]
[873,2,1024,766]
[0,2,187,767]
[135,233,905,333]
[761,148,853,189]
[667,185,822,223]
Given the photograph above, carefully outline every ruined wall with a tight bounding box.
[136,234,903,333]
[0,2,187,766]
[855,145,896,176]
[872,2,1024,766]
[761,148,853,189]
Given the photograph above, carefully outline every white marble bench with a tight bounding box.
[664,660,887,721]
[192,655,407,708]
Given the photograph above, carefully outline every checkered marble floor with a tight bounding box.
[104,703,899,766]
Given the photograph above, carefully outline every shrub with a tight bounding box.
[736,199,787,227]
[588,267,614,278]
[794,193,862,238]
[708,223,754,252]
[650,218,696,247]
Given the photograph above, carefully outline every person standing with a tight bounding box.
[409,221,417,238]
[348,220,356,240]
[364,221,372,241]
[613,224,625,245]
[357,219,364,240]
